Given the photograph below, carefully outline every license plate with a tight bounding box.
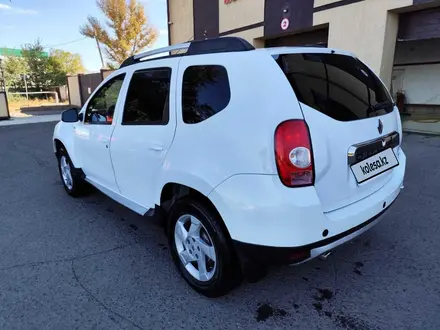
[350,148,399,184]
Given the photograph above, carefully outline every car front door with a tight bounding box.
[110,61,177,209]
[74,74,126,191]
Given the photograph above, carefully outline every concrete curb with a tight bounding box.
[402,119,440,136]
[0,115,60,127]
[403,129,440,136]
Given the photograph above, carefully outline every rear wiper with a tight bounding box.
[373,101,395,111]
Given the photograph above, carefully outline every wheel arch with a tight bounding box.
[159,181,233,240]
[53,138,63,155]
[160,182,216,213]
[53,135,80,168]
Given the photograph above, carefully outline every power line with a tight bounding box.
[44,37,88,49]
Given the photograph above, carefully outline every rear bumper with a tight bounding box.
[233,199,395,265]
[208,151,405,248]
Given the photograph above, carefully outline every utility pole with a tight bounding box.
[21,74,29,107]
[0,58,5,92]
[95,37,105,69]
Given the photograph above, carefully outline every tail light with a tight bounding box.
[275,120,314,187]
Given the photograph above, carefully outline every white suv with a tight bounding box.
[53,37,406,297]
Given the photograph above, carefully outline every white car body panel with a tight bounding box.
[302,104,401,212]
[53,45,406,256]
[53,70,128,168]
[76,124,119,191]
[53,121,78,165]
[208,150,405,247]
[266,47,402,212]
[110,58,178,208]
[151,51,304,205]
[85,176,149,215]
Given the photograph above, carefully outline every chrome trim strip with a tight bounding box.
[348,131,399,165]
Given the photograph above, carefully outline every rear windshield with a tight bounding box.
[276,53,394,121]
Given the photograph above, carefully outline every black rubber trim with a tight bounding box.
[233,198,396,265]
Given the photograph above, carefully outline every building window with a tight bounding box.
[182,65,230,124]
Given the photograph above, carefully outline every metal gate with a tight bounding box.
[78,73,102,106]
[0,92,10,120]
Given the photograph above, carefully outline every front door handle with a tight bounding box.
[149,145,163,151]
[100,137,110,144]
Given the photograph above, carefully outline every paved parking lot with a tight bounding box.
[0,122,439,330]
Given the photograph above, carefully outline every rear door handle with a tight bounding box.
[149,145,163,151]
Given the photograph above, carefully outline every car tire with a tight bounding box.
[167,196,241,297]
[57,147,87,197]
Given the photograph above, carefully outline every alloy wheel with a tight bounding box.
[174,214,217,282]
[60,155,73,190]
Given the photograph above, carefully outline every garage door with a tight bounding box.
[398,7,440,41]
[266,28,328,48]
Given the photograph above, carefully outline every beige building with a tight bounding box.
[168,0,440,119]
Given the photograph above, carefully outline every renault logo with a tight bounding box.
[378,119,383,134]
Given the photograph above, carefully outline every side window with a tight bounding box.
[122,68,171,125]
[182,65,230,124]
[85,74,125,124]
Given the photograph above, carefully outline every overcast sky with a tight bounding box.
[0,0,168,71]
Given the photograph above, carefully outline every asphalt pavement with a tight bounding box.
[0,122,439,329]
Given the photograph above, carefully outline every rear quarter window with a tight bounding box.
[276,54,393,121]
[182,65,231,124]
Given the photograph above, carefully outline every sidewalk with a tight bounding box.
[402,114,440,135]
[0,114,60,127]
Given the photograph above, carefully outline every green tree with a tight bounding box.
[80,0,157,66]
[3,56,28,91]
[3,40,85,91]
[48,49,85,85]
[21,40,51,90]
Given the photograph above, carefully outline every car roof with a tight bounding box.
[260,46,356,58]
[108,43,357,79]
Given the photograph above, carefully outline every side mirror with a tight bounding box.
[61,108,79,123]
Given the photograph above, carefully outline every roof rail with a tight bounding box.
[120,37,255,68]
[120,43,190,68]
[134,43,191,61]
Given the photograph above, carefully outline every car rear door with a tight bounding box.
[110,59,177,209]
[274,50,402,212]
